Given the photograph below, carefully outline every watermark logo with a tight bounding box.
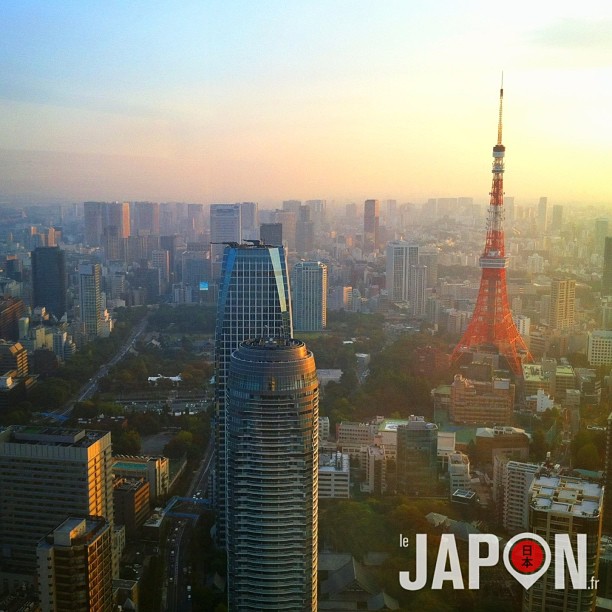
[503,533,550,589]
[398,532,595,591]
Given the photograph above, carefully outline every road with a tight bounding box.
[166,438,215,612]
[56,315,149,418]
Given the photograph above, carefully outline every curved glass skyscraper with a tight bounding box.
[214,243,292,546]
[226,338,319,612]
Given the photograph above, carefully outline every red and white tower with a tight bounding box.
[452,84,532,375]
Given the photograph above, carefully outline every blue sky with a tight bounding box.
[1,1,612,206]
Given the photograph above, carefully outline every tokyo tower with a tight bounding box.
[451,83,532,375]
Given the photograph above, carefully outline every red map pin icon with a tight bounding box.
[503,533,551,590]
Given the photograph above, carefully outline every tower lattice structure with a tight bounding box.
[452,85,532,375]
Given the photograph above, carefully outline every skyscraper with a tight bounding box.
[0,426,114,587]
[31,246,67,321]
[210,204,242,278]
[385,241,418,303]
[410,264,427,317]
[604,237,612,297]
[214,243,293,546]
[523,474,602,612]
[84,202,130,257]
[260,222,282,246]
[226,338,318,611]
[596,218,610,256]
[363,199,380,254]
[37,517,113,612]
[79,264,103,339]
[537,197,548,233]
[551,204,563,234]
[549,278,576,331]
[291,261,327,332]
[240,201,259,240]
[131,201,160,235]
[273,209,297,252]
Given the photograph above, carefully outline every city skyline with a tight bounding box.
[1,3,612,206]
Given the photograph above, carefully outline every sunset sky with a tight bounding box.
[1,1,611,207]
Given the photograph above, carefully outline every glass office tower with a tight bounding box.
[214,243,292,546]
[226,338,318,612]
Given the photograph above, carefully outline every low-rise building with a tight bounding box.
[113,477,151,539]
[448,451,471,494]
[474,426,530,465]
[450,373,514,425]
[318,452,350,499]
[112,455,169,501]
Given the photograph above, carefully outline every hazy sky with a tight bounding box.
[1,1,611,207]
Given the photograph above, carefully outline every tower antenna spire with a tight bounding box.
[497,72,504,146]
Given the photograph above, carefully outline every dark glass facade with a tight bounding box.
[214,243,292,546]
[31,246,67,320]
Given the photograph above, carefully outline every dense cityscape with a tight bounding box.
[2,137,612,611]
[2,4,612,612]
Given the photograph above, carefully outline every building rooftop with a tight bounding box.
[393,416,438,432]
[1,425,108,448]
[319,452,349,473]
[530,475,602,518]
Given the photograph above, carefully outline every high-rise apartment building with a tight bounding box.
[363,199,380,254]
[31,246,67,321]
[210,204,242,278]
[549,278,576,331]
[79,264,103,339]
[37,517,113,612]
[240,202,259,240]
[296,205,314,254]
[226,338,318,611]
[551,204,563,234]
[418,247,439,288]
[273,209,297,252]
[214,243,293,546]
[537,197,548,233]
[0,427,114,587]
[291,261,327,332]
[595,217,609,255]
[410,264,427,317]
[523,474,602,612]
[396,417,438,495]
[500,460,538,533]
[605,411,612,534]
[604,237,612,297]
[151,249,170,285]
[385,241,418,303]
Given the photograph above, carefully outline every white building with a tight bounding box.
[318,452,350,499]
[360,446,388,495]
[448,451,470,494]
[501,460,539,533]
[385,241,418,303]
[318,417,330,442]
[587,330,612,366]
